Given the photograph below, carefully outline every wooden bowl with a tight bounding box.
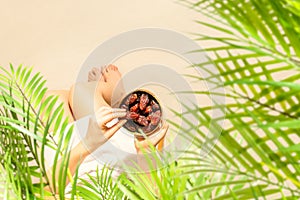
[119,89,163,137]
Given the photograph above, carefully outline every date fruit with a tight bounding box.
[126,112,139,120]
[139,94,149,110]
[125,93,138,105]
[151,100,160,111]
[137,115,149,126]
[144,106,152,114]
[150,110,161,126]
[120,90,162,134]
[130,103,139,112]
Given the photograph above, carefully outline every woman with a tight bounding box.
[45,64,168,191]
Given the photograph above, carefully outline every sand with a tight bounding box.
[0,0,207,89]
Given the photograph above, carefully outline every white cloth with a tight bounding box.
[73,116,137,175]
[45,115,137,192]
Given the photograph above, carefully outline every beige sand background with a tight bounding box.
[0,0,216,152]
[0,0,209,90]
[1,2,297,194]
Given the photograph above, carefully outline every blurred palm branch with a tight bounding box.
[1,0,300,199]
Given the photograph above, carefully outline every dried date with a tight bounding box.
[139,94,149,111]
[130,103,139,112]
[120,91,161,133]
[126,112,139,120]
[144,106,152,114]
[142,124,154,133]
[125,122,137,132]
[150,110,161,126]
[151,100,160,110]
[125,93,138,105]
[121,104,128,110]
[137,115,149,127]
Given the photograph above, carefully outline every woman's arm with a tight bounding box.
[45,141,89,192]
[46,106,127,193]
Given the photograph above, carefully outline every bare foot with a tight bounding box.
[99,65,125,107]
[87,64,125,108]
[88,67,103,82]
[88,65,118,82]
[101,64,121,83]
[69,65,125,120]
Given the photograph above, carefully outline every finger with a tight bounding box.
[95,107,126,126]
[157,135,165,151]
[134,135,145,142]
[97,106,110,113]
[134,137,156,153]
[96,107,126,117]
[92,67,98,75]
[94,106,110,118]
[111,108,127,112]
[148,123,169,146]
[104,119,127,139]
[99,110,127,125]
[134,138,144,150]
[101,66,107,82]
[105,118,119,128]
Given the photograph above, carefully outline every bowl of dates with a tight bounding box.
[119,89,162,136]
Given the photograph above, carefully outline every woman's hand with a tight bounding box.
[83,106,127,153]
[134,122,169,154]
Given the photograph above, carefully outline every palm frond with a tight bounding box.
[118,154,194,200]
[174,0,300,199]
[0,65,78,199]
[76,166,124,200]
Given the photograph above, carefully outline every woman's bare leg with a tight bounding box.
[69,65,125,120]
[43,90,74,123]
[97,65,125,108]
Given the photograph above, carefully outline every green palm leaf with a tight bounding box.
[76,166,125,200]
[173,0,300,199]
[0,65,78,199]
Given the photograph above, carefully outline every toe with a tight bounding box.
[88,67,102,82]
[107,64,118,71]
[102,65,121,82]
[88,74,94,81]
[99,73,105,82]
[112,65,118,71]
[113,65,119,71]
[107,64,114,71]
[101,66,108,82]
[92,67,99,73]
